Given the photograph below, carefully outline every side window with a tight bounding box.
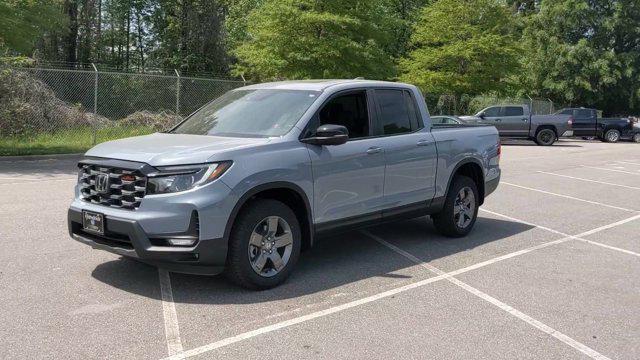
[558,109,572,115]
[504,106,524,116]
[318,91,369,139]
[483,106,501,117]
[375,89,413,135]
[576,109,592,118]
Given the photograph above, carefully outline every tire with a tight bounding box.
[432,176,479,238]
[633,133,640,143]
[535,128,556,146]
[226,199,301,290]
[604,129,621,143]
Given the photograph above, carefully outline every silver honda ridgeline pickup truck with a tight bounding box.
[68,80,501,289]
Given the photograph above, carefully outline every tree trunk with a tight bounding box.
[136,8,144,70]
[125,3,131,70]
[64,0,79,64]
[96,0,102,61]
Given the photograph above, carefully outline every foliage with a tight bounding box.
[0,125,155,156]
[118,110,181,131]
[232,0,395,80]
[399,0,521,102]
[0,0,63,53]
[519,0,640,115]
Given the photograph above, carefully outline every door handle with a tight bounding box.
[416,139,431,146]
[494,118,502,122]
[366,146,383,155]
[522,118,528,121]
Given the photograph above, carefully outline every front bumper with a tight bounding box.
[68,208,227,275]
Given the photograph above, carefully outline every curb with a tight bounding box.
[0,153,83,162]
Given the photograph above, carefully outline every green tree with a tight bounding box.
[0,0,63,54]
[520,0,640,115]
[399,0,520,104]
[233,0,395,80]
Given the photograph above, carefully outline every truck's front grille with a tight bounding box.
[79,164,147,210]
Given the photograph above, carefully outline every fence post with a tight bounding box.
[240,74,247,87]
[547,98,554,114]
[174,69,181,116]
[526,95,533,114]
[91,63,98,145]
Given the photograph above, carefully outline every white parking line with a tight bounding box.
[537,171,640,190]
[159,269,184,358]
[160,213,638,360]
[615,161,640,166]
[581,165,640,175]
[482,209,640,258]
[365,232,612,360]
[501,181,635,212]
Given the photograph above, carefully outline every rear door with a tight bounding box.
[501,106,529,136]
[372,88,437,209]
[572,109,597,136]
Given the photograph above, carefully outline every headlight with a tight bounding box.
[147,161,232,194]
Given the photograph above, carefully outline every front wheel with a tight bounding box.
[633,133,640,143]
[604,129,621,143]
[432,176,479,237]
[226,199,301,290]
[535,128,556,146]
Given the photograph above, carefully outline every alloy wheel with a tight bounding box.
[454,187,475,229]
[247,216,293,277]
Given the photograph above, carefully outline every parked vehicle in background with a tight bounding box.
[431,115,464,125]
[460,105,573,146]
[68,80,501,290]
[555,108,640,143]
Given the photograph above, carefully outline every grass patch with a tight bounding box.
[0,126,156,156]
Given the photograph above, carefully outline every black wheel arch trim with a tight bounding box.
[224,182,315,253]
[441,158,486,209]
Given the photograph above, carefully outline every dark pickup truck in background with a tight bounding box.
[555,108,640,143]
[459,105,573,146]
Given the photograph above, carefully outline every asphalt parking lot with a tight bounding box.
[1,139,639,360]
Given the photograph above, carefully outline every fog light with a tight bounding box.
[167,238,197,246]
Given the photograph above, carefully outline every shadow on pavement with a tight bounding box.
[91,216,533,303]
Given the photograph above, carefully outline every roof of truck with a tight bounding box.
[239,79,412,91]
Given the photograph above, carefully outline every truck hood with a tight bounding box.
[85,133,271,166]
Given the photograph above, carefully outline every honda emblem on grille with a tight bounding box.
[95,173,110,193]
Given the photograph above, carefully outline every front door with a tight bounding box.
[306,90,386,224]
[480,106,507,133]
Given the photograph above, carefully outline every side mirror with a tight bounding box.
[301,124,349,146]
[478,113,486,119]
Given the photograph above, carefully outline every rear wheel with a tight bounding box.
[535,128,556,146]
[604,129,621,143]
[226,199,301,290]
[633,133,640,143]
[432,176,479,237]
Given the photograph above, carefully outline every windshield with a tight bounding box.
[171,89,320,137]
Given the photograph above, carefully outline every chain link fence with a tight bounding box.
[0,65,245,155]
[0,65,564,156]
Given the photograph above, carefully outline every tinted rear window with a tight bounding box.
[504,106,524,116]
[376,89,412,135]
[576,109,592,117]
